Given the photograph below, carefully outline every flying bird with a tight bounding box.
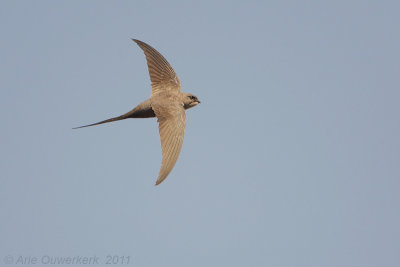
[74,39,200,185]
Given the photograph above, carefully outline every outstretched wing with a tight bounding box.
[152,99,186,185]
[132,39,181,97]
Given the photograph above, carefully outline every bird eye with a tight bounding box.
[189,96,195,100]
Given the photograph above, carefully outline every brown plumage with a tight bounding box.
[74,39,200,185]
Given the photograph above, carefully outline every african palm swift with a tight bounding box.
[74,39,200,185]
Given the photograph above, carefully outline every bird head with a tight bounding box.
[182,93,200,109]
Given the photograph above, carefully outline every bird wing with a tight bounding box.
[152,98,186,185]
[132,39,181,97]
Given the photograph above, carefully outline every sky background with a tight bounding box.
[1,1,399,266]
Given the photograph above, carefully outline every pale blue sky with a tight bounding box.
[1,1,399,266]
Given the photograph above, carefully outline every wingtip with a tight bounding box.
[154,177,164,186]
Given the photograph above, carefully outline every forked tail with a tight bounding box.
[73,99,155,129]
[72,115,128,129]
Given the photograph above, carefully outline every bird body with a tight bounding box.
[74,39,200,185]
